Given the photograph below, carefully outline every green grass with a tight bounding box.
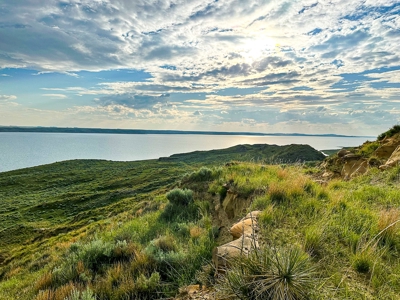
[1,140,400,299]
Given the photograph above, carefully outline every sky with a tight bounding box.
[0,0,399,135]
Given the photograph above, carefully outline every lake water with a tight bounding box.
[0,132,372,173]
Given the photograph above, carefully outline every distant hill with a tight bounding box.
[160,143,326,163]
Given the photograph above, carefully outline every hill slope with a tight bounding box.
[0,143,324,275]
[2,140,400,299]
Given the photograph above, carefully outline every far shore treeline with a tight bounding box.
[0,126,368,138]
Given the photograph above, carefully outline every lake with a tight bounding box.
[0,132,372,173]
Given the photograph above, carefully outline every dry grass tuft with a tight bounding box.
[189,226,204,239]
[378,208,400,246]
[34,271,53,292]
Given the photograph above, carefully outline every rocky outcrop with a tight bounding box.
[337,149,352,158]
[230,211,260,239]
[320,157,343,179]
[221,188,251,220]
[341,154,368,179]
[212,211,260,274]
[380,145,400,170]
[375,136,400,159]
[321,133,400,179]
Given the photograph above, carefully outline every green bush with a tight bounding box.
[152,235,177,253]
[166,188,193,206]
[378,124,400,140]
[184,167,213,182]
[71,239,115,271]
[356,141,380,156]
[217,185,228,201]
[162,188,198,221]
[161,201,199,221]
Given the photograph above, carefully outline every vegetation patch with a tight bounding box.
[377,124,400,140]
[1,136,400,299]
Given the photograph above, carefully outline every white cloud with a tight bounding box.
[0,0,399,134]
[0,94,17,101]
[41,94,68,99]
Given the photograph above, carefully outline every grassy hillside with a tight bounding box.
[160,143,325,164]
[2,142,400,299]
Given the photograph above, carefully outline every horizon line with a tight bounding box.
[0,125,375,138]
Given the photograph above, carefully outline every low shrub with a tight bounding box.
[183,167,213,182]
[166,188,193,206]
[161,201,199,221]
[356,141,380,156]
[217,185,228,201]
[153,235,177,253]
[162,188,199,221]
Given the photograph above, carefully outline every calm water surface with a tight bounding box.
[0,132,371,173]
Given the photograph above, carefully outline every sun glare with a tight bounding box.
[241,36,277,62]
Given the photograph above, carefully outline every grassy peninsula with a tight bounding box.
[1,128,400,299]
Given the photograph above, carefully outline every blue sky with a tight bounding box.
[0,0,399,135]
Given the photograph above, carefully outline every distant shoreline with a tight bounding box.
[0,126,374,138]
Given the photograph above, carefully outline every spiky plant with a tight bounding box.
[216,246,316,300]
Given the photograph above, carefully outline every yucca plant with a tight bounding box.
[216,246,316,300]
[65,287,96,300]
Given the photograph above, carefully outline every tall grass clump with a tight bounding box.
[387,165,400,182]
[216,246,316,300]
[351,239,383,276]
[378,208,400,248]
[304,225,324,257]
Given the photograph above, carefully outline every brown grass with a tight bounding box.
[189,226,203,239]
[34,282,78,300]
[277,168,289,180]
[378,208,400,244]
[154,235,177,252]
[34,271,53,292]
[5,266,22,279]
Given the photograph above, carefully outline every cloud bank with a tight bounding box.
[0,0,399,134]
